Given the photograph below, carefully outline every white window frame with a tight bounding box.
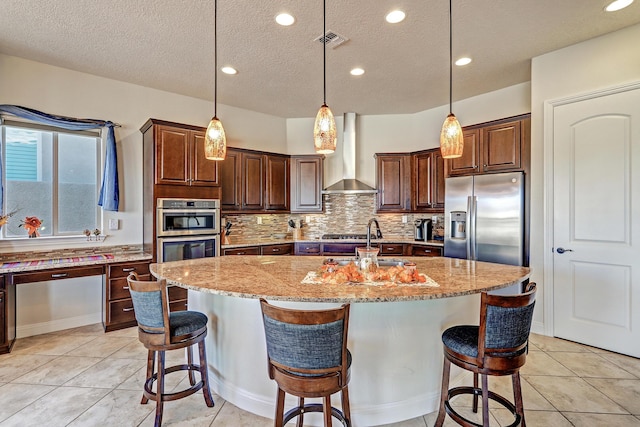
[0,119,103,241]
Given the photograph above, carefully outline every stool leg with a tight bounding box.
[434,357,451,427]
[142,350,154,404]
[512,371,526,427]
[198,339,215,407]
[341,385,351,427]
[154,350,166,427]
[274,388,285,427]
[187,344,196,386]
[323,395,333,427]
[481,373,490,427]
[296,397,304,427]
[472,372,479,413]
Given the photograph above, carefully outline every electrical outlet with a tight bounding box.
[305,216,311,223]
[431,215,438,224]
[108,219,119,230]
[402,215,407,223]
[257,216,262,225]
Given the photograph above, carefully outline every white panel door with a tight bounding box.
[553,87,640,357]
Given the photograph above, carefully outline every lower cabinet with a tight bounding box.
[410,245,443,257]
[104,261,151,332]
[295,242,322,255]
[223,246,261,256]
[261,243,294,256]
[379,243,405,256]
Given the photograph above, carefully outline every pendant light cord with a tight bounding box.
[449,0,453,115]
[323,0,327,106]
[214,0,218,118]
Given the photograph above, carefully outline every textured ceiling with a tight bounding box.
[1,0,640,118]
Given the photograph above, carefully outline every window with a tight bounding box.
[1,122,100,238]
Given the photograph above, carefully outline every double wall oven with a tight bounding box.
[156,198,221,262]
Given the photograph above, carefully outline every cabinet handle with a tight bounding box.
[122,307,134,312]
[123,286,130,290]
[51,273,68,278]
[122,267,136,272]
[272,248,280,252]
[236,252,245,255]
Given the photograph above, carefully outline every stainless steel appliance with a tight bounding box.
[156,198,221,262]
[444,172,524,267]
[414,219,432,242]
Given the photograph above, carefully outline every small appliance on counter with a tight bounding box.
[414,219,432,241]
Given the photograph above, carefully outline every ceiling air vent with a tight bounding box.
[314,30,349,49]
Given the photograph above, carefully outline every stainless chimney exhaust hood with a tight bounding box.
[322,112,377,194]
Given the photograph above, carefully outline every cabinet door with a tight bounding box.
[220,149,242,211]
[447,129,479,176]
[265,154,290,211]
[261,243,294,256]
[431,150,445,209]
[412,152,433,210]
[376,154,411,212]
[481,120,521,173]
[0,290,5,346]
[223,246,261,256]
[191,131,219,186]
[242,153,265,210]
[411,245,443,257]
[156,126,189,185]
[295,242,322,255]
[291,156,324,213]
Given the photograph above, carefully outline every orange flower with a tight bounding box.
[20,216,43,237]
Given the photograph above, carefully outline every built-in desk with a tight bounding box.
[0,249,155,354]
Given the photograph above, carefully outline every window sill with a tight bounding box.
[0,234,109,251]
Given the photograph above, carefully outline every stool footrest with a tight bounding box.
[283,403,349,427]
[445,386,521,427]
[144,363,205,403]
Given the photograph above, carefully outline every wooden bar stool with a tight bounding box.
[435,283,537,427]
[127,273,214,427]
[259,299,352,427]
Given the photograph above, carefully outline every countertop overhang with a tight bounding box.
[150,256,530,303]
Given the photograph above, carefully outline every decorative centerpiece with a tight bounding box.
[20,216,43,238]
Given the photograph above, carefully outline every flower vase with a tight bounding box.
[29,231,38,238]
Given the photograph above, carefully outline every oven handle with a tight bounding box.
[157,208,220,214]
[157,235,220,243]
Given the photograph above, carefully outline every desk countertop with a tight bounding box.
[150,256,530,303]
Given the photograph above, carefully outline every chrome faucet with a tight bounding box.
[366,218,383,249]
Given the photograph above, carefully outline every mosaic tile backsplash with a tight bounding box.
[222,194,444,241]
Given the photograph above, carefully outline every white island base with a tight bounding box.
[188,291,480,426]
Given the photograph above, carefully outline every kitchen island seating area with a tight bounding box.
[127,272,215,427]
[435,282,537,427]
[260,299,352,427]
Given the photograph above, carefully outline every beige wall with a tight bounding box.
[0,53,287,252]
[530,23,640,330]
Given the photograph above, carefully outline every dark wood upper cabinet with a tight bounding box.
[265,154,290,211]
[220,149,242,211]
[447,114,530,177]
[376,153,411,212]
[241,152,265,210]
[412,148,445,212]
[153,125,218,186]
[291,155,324,213]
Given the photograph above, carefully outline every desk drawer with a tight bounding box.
[108,299,137,324]
[109,274,151,301]
[12,266,104,285]
[108,262,150,279]
[410,245,443,257]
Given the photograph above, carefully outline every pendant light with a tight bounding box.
[439,0,463,159]
[313,0,337,154]
[205,0,227,161]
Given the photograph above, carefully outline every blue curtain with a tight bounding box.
[0,104,119,211]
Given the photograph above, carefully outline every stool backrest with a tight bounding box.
[127,272,171,345]
[260,299,350,383]
[479,282,537,361]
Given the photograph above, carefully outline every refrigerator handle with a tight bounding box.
[468,196,477,260]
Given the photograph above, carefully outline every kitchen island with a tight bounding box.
[150,256,530,426]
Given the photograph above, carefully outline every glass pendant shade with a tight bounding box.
[313,104,337,154]
[204,116,227,160]
[440,113,464,159]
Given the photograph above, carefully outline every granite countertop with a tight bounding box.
[222,237,444,249]
[0,245,152,274]
[150,256,530,303]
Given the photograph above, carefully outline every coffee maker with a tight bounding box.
[414,219,432,241]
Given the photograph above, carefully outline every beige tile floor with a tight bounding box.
[0,325,639,426]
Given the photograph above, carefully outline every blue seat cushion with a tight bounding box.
[442,325,480,357]
[169,311,208,337]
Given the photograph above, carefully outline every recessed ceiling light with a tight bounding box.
[455,57,472,66]
[385,10,406,24]
[275,13,295,26]
[221,66,237,75]
[605,0,634,11]
[350,68,365,76]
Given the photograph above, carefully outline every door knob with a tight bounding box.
[556,247,573,254]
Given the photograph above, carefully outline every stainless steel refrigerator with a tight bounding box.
[444,172,525,268]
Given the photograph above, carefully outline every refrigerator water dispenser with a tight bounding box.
[450,211,467,239]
